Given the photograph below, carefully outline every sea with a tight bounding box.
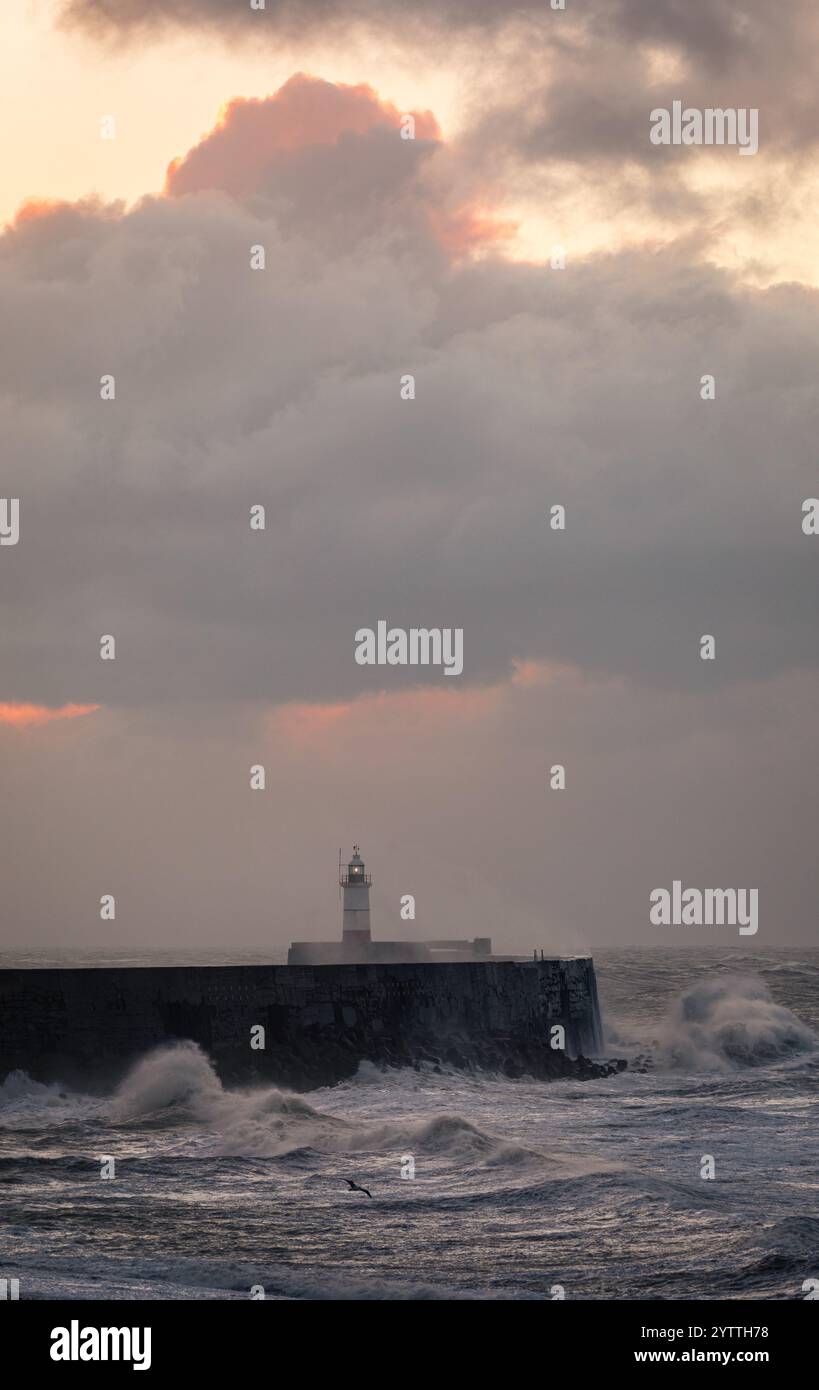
[0,946,817,1300]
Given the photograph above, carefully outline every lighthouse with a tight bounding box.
[287,845,495,964]
[340,845,372,950]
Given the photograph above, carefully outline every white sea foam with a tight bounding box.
[655,975,817,1070]
[102,1042,609,1174]
[109,1041,338,1155]
[0,1069,102,1129]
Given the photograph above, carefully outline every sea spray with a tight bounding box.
[656,975,817,1070]
[105,1042,560,1165]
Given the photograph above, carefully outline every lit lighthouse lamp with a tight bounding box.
[340,846,372,951]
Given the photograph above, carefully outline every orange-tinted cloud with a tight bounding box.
[269,682,502,752]
[11,198,67,226]
[509,659,560,687]
[162,72,520,259]
[429,204,519,256]
[0,702,100,729]
[272,699,357,743]
[165,72,440,199]
[269,660,584,755]
[7,195,124,242]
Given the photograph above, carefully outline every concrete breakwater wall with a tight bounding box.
[0,956,614,1091]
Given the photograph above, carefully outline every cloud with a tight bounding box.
[58,2,819,156]
[270,681,501,752]
[55,1,819,277]
[57,0,817,64]
[60,0,817,166]
[159,74,504,263]
[0,703,100,729]
[164,74,440,200]
[0,73,816,716]
[59,0,532,43]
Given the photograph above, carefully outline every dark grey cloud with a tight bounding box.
[458,2,819,173]
[0,90,816,713]
[58,0,526,42]
[55,0,811,57]
[595,0,769,68]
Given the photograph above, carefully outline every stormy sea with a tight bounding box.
[1,947,816,1301]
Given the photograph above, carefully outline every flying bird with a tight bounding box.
[345,1179,372,1198]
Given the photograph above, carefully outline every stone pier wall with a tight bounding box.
[0,956,608,1091]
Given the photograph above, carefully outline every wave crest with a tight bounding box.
[656,975,817,1070]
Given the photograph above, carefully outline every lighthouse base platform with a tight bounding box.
[287,936,495,965]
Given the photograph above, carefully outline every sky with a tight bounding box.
[0,0,817,953]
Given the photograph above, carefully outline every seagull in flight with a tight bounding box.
[345,1179,372,1198]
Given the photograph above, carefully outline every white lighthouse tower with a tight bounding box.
[340,845,372,951]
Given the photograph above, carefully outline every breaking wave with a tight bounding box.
[0,1070,102,1130]
[108,1042,347,1156]
[106,1044,614,1172]
[655,975,818,1070]
[0,1042,610,1176]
